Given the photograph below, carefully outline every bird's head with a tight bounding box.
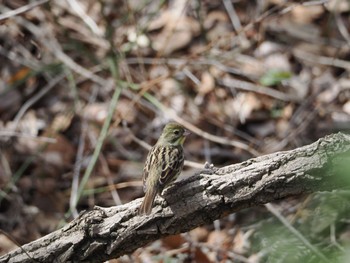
[158,122,190,146]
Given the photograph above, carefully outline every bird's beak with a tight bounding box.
[183,129,191,136]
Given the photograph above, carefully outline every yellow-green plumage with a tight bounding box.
[139,123,189,215]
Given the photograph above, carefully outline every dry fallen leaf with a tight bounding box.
[207,230,230,247]
[206,230,231,262]
[14,111,46,153]
[325,0,350,12]
[291,5,324,24]
[343,100,350,115]
[232,92,262,124]
[263,53,291,72]
[189,227,209,242]
[286,70,311,100]
[162,234,185,249]
[204,11,228,30]
[41,134,75,167]
[151,15,200,54]
[254,41,284,58]
[315,72,340,103]
[195,71,215,105]
[148,0,200,55]
[199,72,215,95]
[193,247,212,263]
[0,234,17,256]
[159,78,186,115]
[232,229,248,254]
[83,103,109,123]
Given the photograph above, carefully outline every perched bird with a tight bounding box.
[139,122,190,215]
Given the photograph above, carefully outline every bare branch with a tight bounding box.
[1,132,350,263]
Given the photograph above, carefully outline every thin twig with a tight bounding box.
[144,93,260,156]
[14,16,107,86]
[293,49,350,71]
[12,73,65,131]
[0,0,49,21]
[219,77,299,102]
[70,86,98,218]
[66,0,103,36]
[0,230,36,263]
[0,131,56,143]
[125,57,251,79]
[72,68,119,209]
[99,154,122,206]
[70,121,86,218]
[182,68,201,85]
[334,12,350,48]
[222,0,249,47]
[169,113,259,156]
[0,44,40,69]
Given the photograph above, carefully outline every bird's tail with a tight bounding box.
[139,188,157,215]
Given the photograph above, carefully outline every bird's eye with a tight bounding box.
[174,130,180,135]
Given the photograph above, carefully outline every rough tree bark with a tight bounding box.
[1,133,350,263]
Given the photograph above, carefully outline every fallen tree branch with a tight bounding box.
[1,132,350,263]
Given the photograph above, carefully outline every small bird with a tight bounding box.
[139,122,190,215]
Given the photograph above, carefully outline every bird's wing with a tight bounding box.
[142,145,184,192]
[158,146,184,188]
[142,145,157,192]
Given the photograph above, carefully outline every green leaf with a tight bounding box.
[260,69,292,86]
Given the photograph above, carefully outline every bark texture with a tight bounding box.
[1,133,350,263]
